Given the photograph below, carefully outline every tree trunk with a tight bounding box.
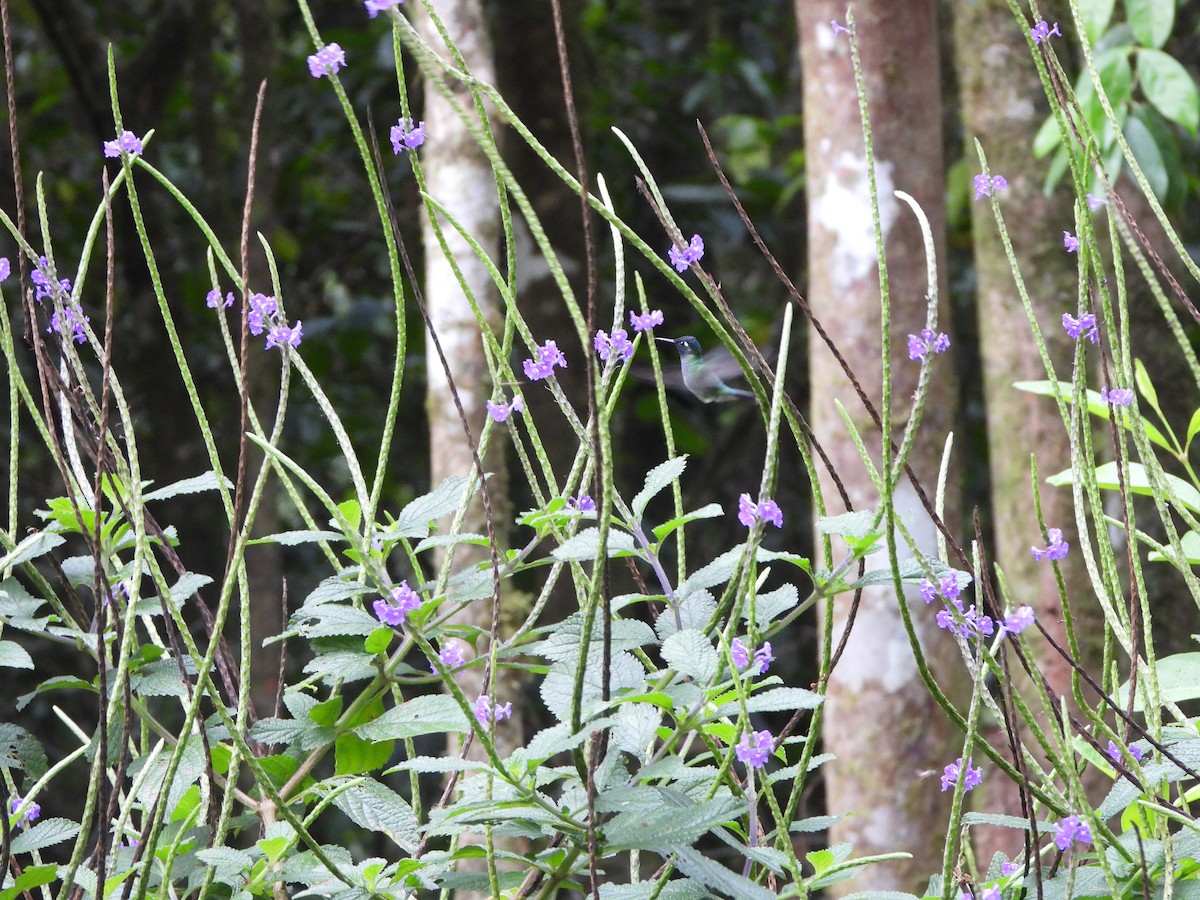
[799,2,965,890]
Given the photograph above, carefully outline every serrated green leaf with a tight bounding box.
[389,476,469,539]
[292,604,380,639]
[632,456,688,519]
[604,795,743,850]
[961,811,1053,831]
[130,657,198,697]
[248,717,314,747]
[655,590,716,640]
[9,818,78,854]
[530,614,656,661]
[1048,461,1200,514]
[250,530,344,547]
[540,652,645,723]
[303,649,378,685]
[671,845,774,900]
[612,703,661,762]
[309,696,343,727]
[651,503,723,543]
[747,583,798,627]
[388,756,490,775]
[331,780,419,852]
[710,686,822,719]
[0,641,32,670]
[816,510,882,552]
[598,879,709,900]
[679,547,744,599]
[0,533,65,570]
[1138,48,1198,135]
[551,527,638,562]
[130,739,206,813]
[196,847,255,884]
[1127,0,1174,49]
[1134,357,1161,412]
[660,630,717,684]
[335,732,393,775]
[142,471,233,502]
[301,577,373,609]
[2,863,58,896]
[354,694,470,741]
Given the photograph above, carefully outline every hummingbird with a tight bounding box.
[656,336,755,402]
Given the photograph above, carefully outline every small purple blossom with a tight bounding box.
[937,604,994,639]
[103,130,144,158]
[474,694,513,725]
[1062,312,1098,343]
[365,0,403,16]
[1106,740,1144,764]
[630,309,664,332]
[390,117,426,153]
[206,289,235,309]
[31,257,72,303]
[265,321,303,350]
[731,637,750,669]
[940,757,983,792]
[486,396,524,423]
[570,494,596,513]
[919,575,962,605]
[594,328,634,363]
[0,258,8,281]
[9,797,39,829]
[737,493,783,528]
[49,304,89,344]
[246,292,278,336]
[1032,528,1069,561]
[735,729,774,769]
[1000,861,1019,877]
[908,328,950,362]
[1087,193,1106,212]
[973,174,1008,200]
[373,581,421,626]
[307,43,346,78]
[1063,231,1079,253]
[1053,814,1092,851]
[430,643,467,672]
[981,887,1001,900]
[668,234,705,272]
[1100,386,1133,407]
[830,19,850,37]
[1031,20,1062,46]
[523,339,567,381]
[753,641,774,675]
[1000,605,1036,635]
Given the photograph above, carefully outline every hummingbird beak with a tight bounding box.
[655,336,675,344]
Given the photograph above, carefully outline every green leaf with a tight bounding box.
[0,863,58,898]
[248,717,315,747]
[301,577,373,609]
[1047,461,1200,515]
[335,732,393,775]
[671,845,775,900]
[0,533,65,570]
[388,476,469,539]
[331,780,419,852]
[364,627,392,655]
[1127,0,1174,49]
[1147,529,1200,565]
[1033,114,1064,158]
[961,811,1053,831]
[604,795,744,851]
[679,547,744,599]
[142,471,233,502]
[710,686,822,719]
[660,630,718,685]
[10,818,79,854]
[353,694,470,741]
[388,756,490,775]
[0,641,33,670]
[651,503,724,543]
[291,603,380,639]
[540,652,645,723]
[130,657,198,697]
[598,880,709,900]
[816,510,883,553]
[196,847,255,885]
[746,583,798,628]
[1137,48,1199,135]
[309,697,343,727]
[1078,0,1116,43]
[1125,112,1168,200]
[531,613,656,661]
[655,590,716,640]
[249,530,344,546]
[1186,408,1200,452]
[612,703,661,762]
[1117,652,1200,711]
[551,527,638,562]
[632,456,688,520]
[1014,378,1173,451]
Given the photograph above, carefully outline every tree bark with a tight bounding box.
[799,2,966,890]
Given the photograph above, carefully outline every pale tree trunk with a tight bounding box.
[799,2,966,891]
[412,0,525,872]
[954,0,1102,861]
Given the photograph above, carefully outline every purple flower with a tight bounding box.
[937,604,994,639]
[1031,528,1069,561]
[430,643,467,672]
[31,257,72,303]
[0,258,8,281]
[1000,605,1036,635]
[486,396,524,423]
[9,797,39,829]
[523,339,567,381]
[1000,861,1019,877]
[830,19,850,36]
[981,887,1001,900]
[973,174,1008,200]
[49,304,89,344]
[373,581,421,626]
[668,234,705,272]
[206,289,235,309]
[307,43,346,78]
[919,574,962,605]
[246,292,278,335]
[753,641,774,674]
[1062,312,1098,343]
[1100,386,1133,407]
[731,637,750,669]
[103,130,143,158]
[1053,814,1092,851]
[1087,193,1106,211]
[907,328,950,361]
[737,493,783,528]
[570,494,596,513]
[1031,20,1062,45]
[630,309,664,332]
[474,695,513,725]
[1106,740,1144,764]
[735,729,774,769]
[390,117,426,153]
[265,321,303,350]
[940,757,983,792]
[1063,231,1079,253]
[594,328,634,363]
[365,0,403,16]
